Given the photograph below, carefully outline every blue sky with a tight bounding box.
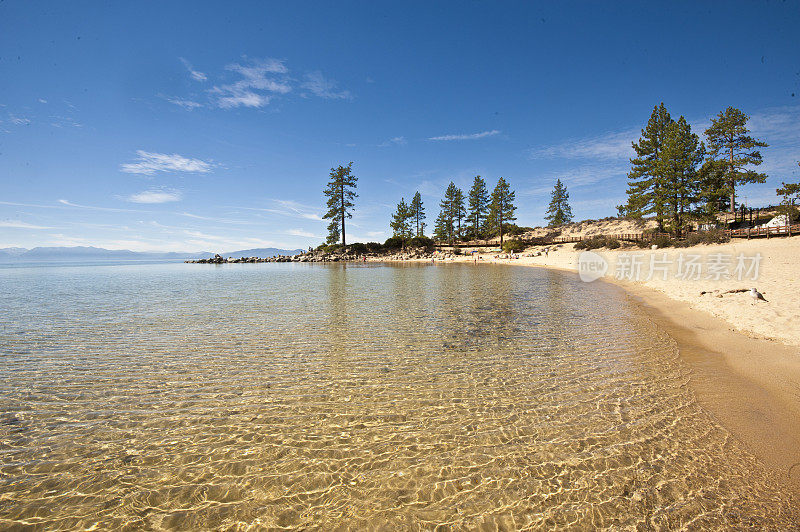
[1,1,799,252]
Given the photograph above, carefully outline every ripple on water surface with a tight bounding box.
[0,262,798,529]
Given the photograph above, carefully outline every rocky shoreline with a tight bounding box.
[185,248,443,264]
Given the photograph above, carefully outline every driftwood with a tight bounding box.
[699,288,751,296]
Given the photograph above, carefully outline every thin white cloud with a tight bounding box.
[300,71,351,100]
[378,136,407,147]
[529,129,637,160]
[211,57,291,109]
[428,130,500,141]
[9,116,31,126]
[0,220,52,229]
[128,189,182,204]
[120,150,212,175]
[180,57,207,82]
[58,199,146,213]
[38,98,47,104]
[287,229,317,238]
[258,199,323,221]
[166,97,203,110]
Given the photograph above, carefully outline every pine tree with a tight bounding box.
[544,179,573,227]
[453,187,466,239]
[322,162,358,246]
[409,191,426,237]
[433,209,449,243]
[626,103,673,231]
[439,182,461,244]
[695,159,730,222]
[487,177,516,247]
[467,175,489,240]
[776,164,800,222]
[389,198,413,246]
[704,107,768,214]
[659,117,704,237]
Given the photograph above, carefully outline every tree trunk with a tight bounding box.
[729,145,735,214]
[340,183,346,247]
[499,210,504,248]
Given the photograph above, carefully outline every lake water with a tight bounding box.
[0,262,797,529]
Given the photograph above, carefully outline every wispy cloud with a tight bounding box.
[378,136,407,147]
[9,116,31,126]
[428,130,500,141]
[277,200,323,220]
[128,189,182,204]
[287,228,317,238]
[252,199,324,221]
[165,97,203,110]
[38,98,47,104]
[211,57,291,109]
[0,220,52,229]
[529,129,637,160]
[120,150,212,175]
[180,57,207,82]
[58,199,146,213]
[300,71,351,100]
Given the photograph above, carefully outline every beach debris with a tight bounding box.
[750,288,768,302]
[700,288,750,296]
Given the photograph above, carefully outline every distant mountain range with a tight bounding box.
[0,246,305,262]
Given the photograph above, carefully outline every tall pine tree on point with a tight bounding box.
[704,107,768,214]
[467,175,489,240]
[626,103,673,231]
[322,162,358,246]
[544,179,573,227]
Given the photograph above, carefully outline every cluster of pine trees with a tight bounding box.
[320,106,792,250]
[389,176,519,246]
[621,104,769,236]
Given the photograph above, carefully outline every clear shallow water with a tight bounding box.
[0,262,797,530]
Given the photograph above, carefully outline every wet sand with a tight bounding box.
[620,281,800,493]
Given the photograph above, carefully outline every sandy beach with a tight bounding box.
[413,236,800,492]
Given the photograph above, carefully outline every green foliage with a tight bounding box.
[574,236,621,250]
[318,243,343,253]
[660,116,704,237]
[626,102,672,230]
[502,240,525,253]
[544,179,573,227]
[383,236,404,249]
[409,235,434,250]
[390,197,413,244]
[486,177,517,246]
[365,242,384,253]
[323,162,358,246]
[695,159,731,221]
[704,107,768,213]
[673,229,731,247]
[467,175,490,240]
[347,242,368,254]
[505,224,532,236]
[409,191,426,237]
[436,182,465,243]
[647,235,674,249]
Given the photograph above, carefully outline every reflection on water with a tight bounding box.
[0,262,797,529]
